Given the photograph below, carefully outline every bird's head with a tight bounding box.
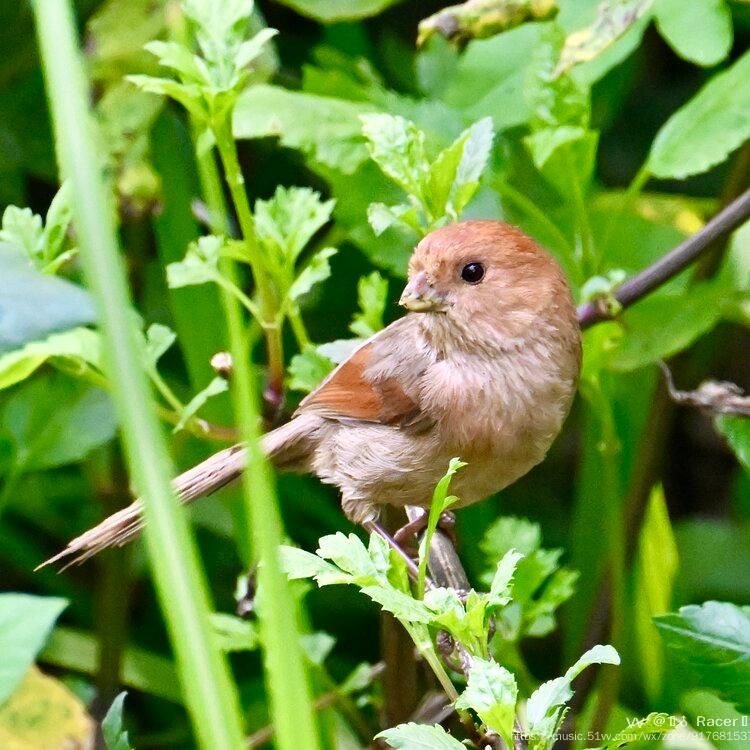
[399,220,575,340]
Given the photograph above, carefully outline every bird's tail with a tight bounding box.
[38,415,319,570]
[37,443,248,570]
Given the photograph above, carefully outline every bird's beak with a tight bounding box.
[399,271,449,312]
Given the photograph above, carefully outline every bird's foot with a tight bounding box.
[393,509,457,551]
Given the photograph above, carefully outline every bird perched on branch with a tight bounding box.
[41,220,581,569]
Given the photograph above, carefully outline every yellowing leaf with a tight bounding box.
[0,667,93,750]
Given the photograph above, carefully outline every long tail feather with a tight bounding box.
[37,443,247,570]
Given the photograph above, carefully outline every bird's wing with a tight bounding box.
[296,324,430,429]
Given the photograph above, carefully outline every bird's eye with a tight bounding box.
[460,262,485,284]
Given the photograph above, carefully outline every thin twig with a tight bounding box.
[577,186,750,328]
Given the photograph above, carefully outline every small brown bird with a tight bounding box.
[43,220,581,568]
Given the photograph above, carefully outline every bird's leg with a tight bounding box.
[393,509,457,549]
[363,519,431,588]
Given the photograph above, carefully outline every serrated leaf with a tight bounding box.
[489,549,524,606]
[360,114,428,197]
[634,485,678,702]
[128,75,206,119]
[361,585,434,623]
[166,235,224,288]
[426,116,493,218]
[0,594,68,704]
[455,658,517,748]
[0,207,43,262]
[254,185,335,263]
[654,601,750,712]
[144,40,207,84]
[378,722,466,750]
[234,85,373,173]
[286,346,335,393]
[350,272,388,338]
[654,0,732,68]
[367,202,421,237]
[647,49,750,179]
[279,544,351,586]
[527,644,620,745]
[288,247,337,301]
[102,692,133,750]
[174,376,228,433]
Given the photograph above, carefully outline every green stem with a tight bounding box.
[287,306,311,349]
[565,144,595,277]
[214,119,285,405]
[32,4,246,748]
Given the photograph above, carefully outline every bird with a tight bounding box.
[40,220,581,570]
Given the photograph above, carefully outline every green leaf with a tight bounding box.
[42,181,73,264]
[555,0,654,77]
[654,601,750,712]
[234,85,373,174]
[0,594,67,704]
[0,207,43,263]
[102,692,133,750]
[426,116,494,218]
[586,712,671,749]
[174,376,228,433]
[279,545,350,586]
[0,245,96,355]
[377,722,467,750]
[717,415,750,475]
[272,0,405,23]
[350,272,388,338]
[360,114,428,197]
[254,186,335,263]
[608,286,724,371]
[1,373,117,474]
[143,40,207,84]
[367,202,422,237]
[166,235,224,288]
[634,485,678,702]
[288,247,337,301]
[417,457,466,596]
[286,346,335,393]
[209,613,259,653]
[654,0,732,67]
[489,549,524,606]
[143,323,176,369]
[481,516,542,558]
[455,658,517,747]
[647,49,750,179]
[0,327,103,391]
[526,644,620,746]
[127,75,206,120]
